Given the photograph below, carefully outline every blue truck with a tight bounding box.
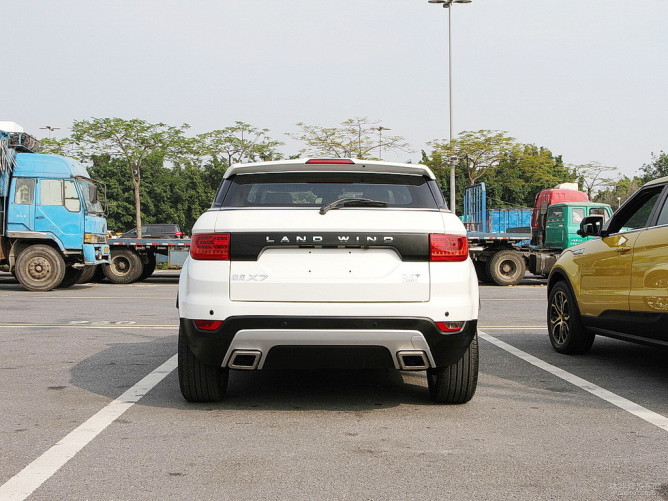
[0,122,110,291]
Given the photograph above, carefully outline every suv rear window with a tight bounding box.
[214,172,446,209]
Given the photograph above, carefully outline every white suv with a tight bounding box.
[177,158,479,403]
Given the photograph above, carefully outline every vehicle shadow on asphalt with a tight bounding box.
[483,334,668,411]
[68,335,438,411]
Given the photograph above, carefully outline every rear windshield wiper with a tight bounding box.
[319,197,388,215]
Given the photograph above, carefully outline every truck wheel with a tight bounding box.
[487,250,526,286]
[91,265,106,282]
[58,267,83,288]
[548,281,595,354]
[14,245,66,292]
[138,253,157,281]
[103,249,143,284]
[427,334,478,404]
[473,261,489,283]
[76,265,98,284]
[178,327,228,402]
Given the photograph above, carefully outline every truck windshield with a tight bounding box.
[78,179,104,215]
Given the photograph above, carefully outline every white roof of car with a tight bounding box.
[224,158,436,180]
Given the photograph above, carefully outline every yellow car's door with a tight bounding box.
[577,185,665,317]
[576,232,639,316]
[629,194,668,342]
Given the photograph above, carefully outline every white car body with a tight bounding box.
[178,158,479,403]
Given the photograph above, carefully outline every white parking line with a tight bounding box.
[0,355,178,501]
[479,331,668,433]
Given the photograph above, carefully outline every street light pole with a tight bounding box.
[372,126,391,160]
[428,0,471,213]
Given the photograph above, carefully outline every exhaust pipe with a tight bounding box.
[397,351,430,370]
[228,350,262,370]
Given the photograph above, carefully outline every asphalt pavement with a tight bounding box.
[0,270,667,501]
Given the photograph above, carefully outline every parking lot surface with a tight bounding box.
[1,271,667,500]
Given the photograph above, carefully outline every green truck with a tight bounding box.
[464,183,613,286]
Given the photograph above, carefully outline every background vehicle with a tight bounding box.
[548,176,668,353]
[100,236,189,283]
[463,182,612,285]
[0,122,109,291]
[120,224,184,239]
[177,158,479,404]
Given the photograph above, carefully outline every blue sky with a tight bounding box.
[4,0,667,177]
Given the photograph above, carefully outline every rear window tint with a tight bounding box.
[215,172,444,209]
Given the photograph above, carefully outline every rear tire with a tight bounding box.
[77,265,98,284]
[178,327,228,402]
[548,281,595,354]
[487,250,526,286]
[138,253,156,281]
[14,245,66,292]
[473,260,489,283]
[427,334,479,404]
[103,249,143,284]
[58,267,83,288]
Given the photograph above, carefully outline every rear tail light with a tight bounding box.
[190,233,230,260]
[429,234,468,262]
[436,321,466,333]
[305,159,355,165]
[193,320,224,331]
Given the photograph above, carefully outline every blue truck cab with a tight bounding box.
[0,123,110,291]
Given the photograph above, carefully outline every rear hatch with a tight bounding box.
[214,165,451,303]
[220,210,445,302]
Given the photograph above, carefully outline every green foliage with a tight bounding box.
[428,130,519,186]
[89,154,220,234]
[484,145,575,208]
[195,121,284,168]
[422,142,575,213]
[67,118,191,237]
[593,176,643,209]
[639,151,668,183]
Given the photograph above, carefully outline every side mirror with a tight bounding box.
[577,215,604,237]
[91,185,98,204]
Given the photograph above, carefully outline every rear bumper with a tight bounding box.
[180,316,477,370]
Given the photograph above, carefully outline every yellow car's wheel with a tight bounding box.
[548,281,595,354]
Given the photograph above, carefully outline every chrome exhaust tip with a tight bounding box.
[228,350,262,370]
[397,351,430,370]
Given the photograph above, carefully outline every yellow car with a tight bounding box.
[547,176,668,353]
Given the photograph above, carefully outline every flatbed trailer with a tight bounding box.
[103,237,190,283]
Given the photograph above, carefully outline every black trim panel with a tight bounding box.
[230,232,429,261]
[582,310,668,346]
[180,317,477,369]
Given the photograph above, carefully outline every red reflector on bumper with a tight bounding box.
[435,321,465,333]
[193,320,224,331]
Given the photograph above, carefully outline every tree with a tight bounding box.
[289,117,412,159]
[195,122,283,169]
[483,145,575,208]
[593,175,642,209]
[639,151,668,183]
[572,162,618,199]
[428,130,519,186]
[68,118,190,237]
[422,142,574,213]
